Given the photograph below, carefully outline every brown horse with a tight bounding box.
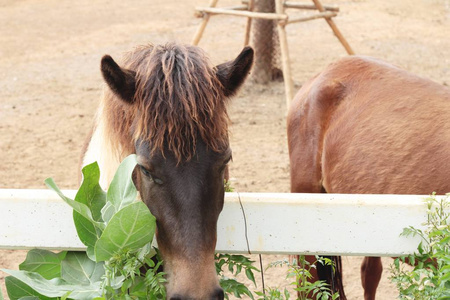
[287,56,450,300]
[81,43,254,299]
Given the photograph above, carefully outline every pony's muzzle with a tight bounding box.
[169,287,224,300]
[213,288,225,300]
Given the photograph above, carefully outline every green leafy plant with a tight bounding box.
[390,193,450,300]
[224,180,234,193]
[256,286,291,300]
[216,254,259,299]
[255,257,339,300]
[2,155,164,299]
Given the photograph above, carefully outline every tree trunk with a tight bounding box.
[251,0,277,84]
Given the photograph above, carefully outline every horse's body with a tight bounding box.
[81,43,253,299]
[287,56,450,300]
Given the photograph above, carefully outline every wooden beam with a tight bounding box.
[287,11,337,24]
[192,0,219,45]
[194,5,248,18]
[195,7,288,20]
[243,0,255,46]
[284,1,339,12]
[311,0,354,54]
[275,0,295,108]
[241,0,339,12]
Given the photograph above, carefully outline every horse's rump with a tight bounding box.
[288,55,450,195]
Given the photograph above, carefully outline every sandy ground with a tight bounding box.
[1,0,449,298]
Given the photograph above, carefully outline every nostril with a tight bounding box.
[213,287,224,300]
[170,296,182,300]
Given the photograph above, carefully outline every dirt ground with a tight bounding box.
[1,0,449,298]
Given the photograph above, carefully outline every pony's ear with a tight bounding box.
[216,46,254,97]
[101,55,136,104]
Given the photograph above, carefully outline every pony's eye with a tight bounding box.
[220,156,232,172]
[139,165,163,185]
[139,165,152,177]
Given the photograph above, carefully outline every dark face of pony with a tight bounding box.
[100,44,253,299]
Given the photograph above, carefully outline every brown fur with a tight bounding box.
[103,43,230,163]
[287,55,450,300]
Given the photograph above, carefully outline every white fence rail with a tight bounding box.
[0,189,430,256]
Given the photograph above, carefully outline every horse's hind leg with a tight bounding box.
[360,256,382,300]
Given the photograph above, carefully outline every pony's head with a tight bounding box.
[100,43,253,299]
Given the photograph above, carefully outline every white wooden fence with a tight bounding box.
[0,189,431,256]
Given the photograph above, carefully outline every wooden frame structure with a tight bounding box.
[192,0,354,108]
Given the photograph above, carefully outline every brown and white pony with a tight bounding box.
[287,56,450,300]
[81,43,254,299]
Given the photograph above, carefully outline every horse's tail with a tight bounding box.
[317,255,346,300]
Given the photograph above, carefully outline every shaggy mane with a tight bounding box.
[121,43,229,161]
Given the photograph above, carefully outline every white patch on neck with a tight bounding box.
[82,104,122,190]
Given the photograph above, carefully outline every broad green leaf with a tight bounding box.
[76,162,107,222]
[19,249,66,280]
[86,246,96,262]
[100,201,116,224]
[105,155,138,217]
[61,252,105,285]
[5,276,55,300]
[2,269,102,299]
[45,178,105,231]
[95,202,156,261]
[73,212,99,253]
[73,162,106,248]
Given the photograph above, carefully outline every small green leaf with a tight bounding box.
[60,291,73,300]
[440,272,450,283]
[394,258,400,269]
[246,268,256,286]
[19,250,66,280]
[418,242,424,255]
[441,236,450,245]
[94,202,156,261]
